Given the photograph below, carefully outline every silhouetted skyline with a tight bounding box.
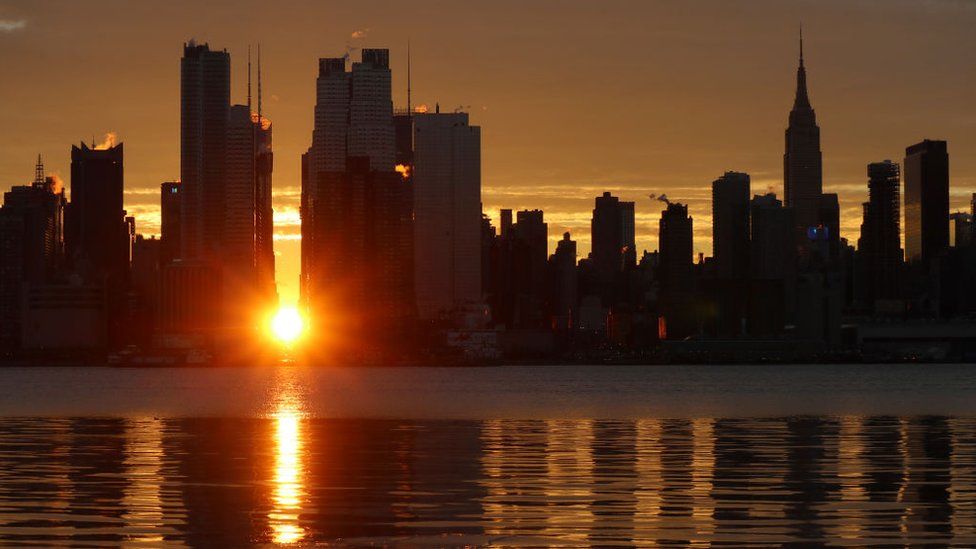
[2,1,974,303]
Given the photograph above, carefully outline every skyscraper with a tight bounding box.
[160,181,181,266]
[783,31,823,232]
[711,171,751,280]
[658,201,694,339]
[0,159,66,352]
[856,160,903,307]
[224,103,275,305]
[301,48,412,352]
[413,111,482,319]
[750,193,796,335]
[591,192,636,305]
[180,41,230,260]
[548,232,578,331]
[904,139,949,264]
[66,142,127,286]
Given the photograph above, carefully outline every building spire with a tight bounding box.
[257,44,262,118]
[799,23,804,67]
[792,25,811,111]
[247,44,252,111]
[407,39,412,114]
[34,154,44,186]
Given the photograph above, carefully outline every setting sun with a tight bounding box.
[270,307,304,344]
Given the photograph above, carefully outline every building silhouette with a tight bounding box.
[413,111,482,319]
[712,172,751,280]
[160,182,181,266]
[225,103,276,310]
[548,232,578,332]
[904,139,949,265]
[0,159,66,353]
[750,193,795,335]
[590,192,636,306]
[658,201,694,339]
[710,172,751,336]
[66,142,127,287]
[784,31,823,233]
[301,48,413,357]
[856,160,903,308]
[180,41,230,261]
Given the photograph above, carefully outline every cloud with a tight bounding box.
[0,19,26,32]
[350,28,368,39]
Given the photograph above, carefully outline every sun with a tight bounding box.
[270,306,304,344]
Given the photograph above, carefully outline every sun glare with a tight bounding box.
[270,307,304,344]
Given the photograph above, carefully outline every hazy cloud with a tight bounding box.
[0,19,26,32]
[350,28,368,39]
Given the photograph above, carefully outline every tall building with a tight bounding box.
[66,142,127,286]
[160,182,181,265]
[750,193,796,335]
[590,192,636,305]
[856,160,903,307]
[512,210,548,328]
[224,103,275,306]
[904,139,949,264]
[783,31,823,232]
[181,41,230,261]
[301,48,412,353]
[658,201,694,339]
[0,159,66,352]
[548,232,578,331]
[413,111,482,319]
[711,172,751,279]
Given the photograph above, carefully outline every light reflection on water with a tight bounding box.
[270,403,306,544]
[0,416,974,545]
[2,364,976,545]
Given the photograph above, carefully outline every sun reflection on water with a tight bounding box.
[270,393,307,544]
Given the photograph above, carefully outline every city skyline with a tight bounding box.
[2,1,975,303]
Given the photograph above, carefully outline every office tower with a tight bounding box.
[225,103,275,304]
[548,232,578,331]
[856,160,903,307]
[349,49,395,170]
[750,194,794,280]
[783,31,823,232]
[750,193,796,335]
[511,210,549,327]
[591,192,636,305]
[160,182,181,265]
[500,209,513,238]
[413,111,482,319]
[0,159,66,352]
[711,172,751,279]
[904,139,949,264]
[950,213,972,249]
[659,202,693,290]
[658,201,694,339]
[65,142,127,286]
[818,193,840,259]
[181,41,230,260]
[301,48,412,352]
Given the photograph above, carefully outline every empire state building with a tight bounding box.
[783,31,823,232]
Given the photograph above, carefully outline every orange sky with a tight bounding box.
[1,1,974,304]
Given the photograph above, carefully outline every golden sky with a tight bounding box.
[1,0,974,304]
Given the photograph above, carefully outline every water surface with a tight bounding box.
[0,364,974,545]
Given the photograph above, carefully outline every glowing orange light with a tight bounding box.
[395,163,411,179]
[271,404,306,544]
[270,306,304,344]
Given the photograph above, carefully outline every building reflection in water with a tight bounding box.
[268,379,308,545]
[122,417,180,546]
[1,415,975,545]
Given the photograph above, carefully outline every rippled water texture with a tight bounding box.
[0,365,975,545]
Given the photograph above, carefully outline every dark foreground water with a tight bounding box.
[1,364,975,546]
